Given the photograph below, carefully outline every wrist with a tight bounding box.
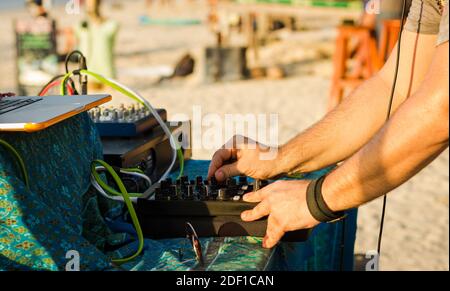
[306,176,345,223]
[276,144,302,176]
[321,171,349,212]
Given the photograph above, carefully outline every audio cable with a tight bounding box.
[377,0,408,261]
[57,69,185,263]
[0,139,29,190]
[59,69,185,263]
[38,74,76,96]
[64,50,88,95]
[59,69,185,185]
[91,160,145,264]
[0,140,146,264]
[91,165,152,202]
[3,65,184,264]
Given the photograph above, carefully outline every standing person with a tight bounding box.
[74,0,119,90]
[16,0,58,95]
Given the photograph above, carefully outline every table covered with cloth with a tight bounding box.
[0,113,357,271]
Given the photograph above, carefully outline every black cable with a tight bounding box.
[64,50,85,74]
[64,50,88,95]
[377,0,408,259]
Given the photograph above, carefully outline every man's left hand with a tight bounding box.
[241,180,320,248]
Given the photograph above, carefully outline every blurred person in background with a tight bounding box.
[25,0,76,61]
[16,0,59,95]
[74,0,119,90]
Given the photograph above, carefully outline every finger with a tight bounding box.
[215,163,241,181]
[225,134,247,150]
[207,149,233,179]
[241,200,270,222]
[242,184,272,202]
[242,191,263,203]
[263,216,285,249]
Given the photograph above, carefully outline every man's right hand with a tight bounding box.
[207,135,283,181]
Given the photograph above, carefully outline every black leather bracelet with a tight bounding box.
[306,176,345,223]
[306,178,331,222]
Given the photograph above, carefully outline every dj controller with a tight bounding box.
[90,103,191,191]
[136,176,312,242]
[88,104,167,137]
[90,104,310,242]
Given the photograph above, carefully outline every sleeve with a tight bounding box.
[405,0,443,34]
[437,1,449,45]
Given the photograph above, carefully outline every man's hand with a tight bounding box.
[241,180,320,248]
[207,135,282,181]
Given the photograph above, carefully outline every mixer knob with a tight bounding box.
[196,176,203,185]
[180,176,189,185]
[217,188,227,201]
[204,185,211,198]
[94,109,101,121]
[112,110,119,121]
[117,108,125,122]
[186,185,194,199]
[253,180,261,191]
[139,107,146,118]
[180,183,187,197]
[123,110,130,121]
[197,185,208,200]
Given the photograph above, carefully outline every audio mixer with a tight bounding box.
[136,176,312,242]
[88,104,167,137]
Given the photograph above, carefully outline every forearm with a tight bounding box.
[322,84,449,211]
[278,75,396,174]
[275,31,437,176]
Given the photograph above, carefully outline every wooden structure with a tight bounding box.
[329,20,402,110]
[215,1,360,63]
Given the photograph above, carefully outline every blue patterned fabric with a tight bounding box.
[0,114,117,270]
[0,114,357,271]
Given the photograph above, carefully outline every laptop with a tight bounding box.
[0,94,111,133]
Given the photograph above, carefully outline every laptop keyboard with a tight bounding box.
[0,98,43,116]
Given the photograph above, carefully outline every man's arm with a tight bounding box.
[278,31,438,174]
[240,42,448,249]
[209,31,438,181]
[321,42,449,211]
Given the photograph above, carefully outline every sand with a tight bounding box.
[0,0,448,271]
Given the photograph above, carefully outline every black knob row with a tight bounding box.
[155,176,268,201]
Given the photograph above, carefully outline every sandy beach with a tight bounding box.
[0,0,448,270]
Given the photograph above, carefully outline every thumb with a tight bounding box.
[215,163,241,181]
